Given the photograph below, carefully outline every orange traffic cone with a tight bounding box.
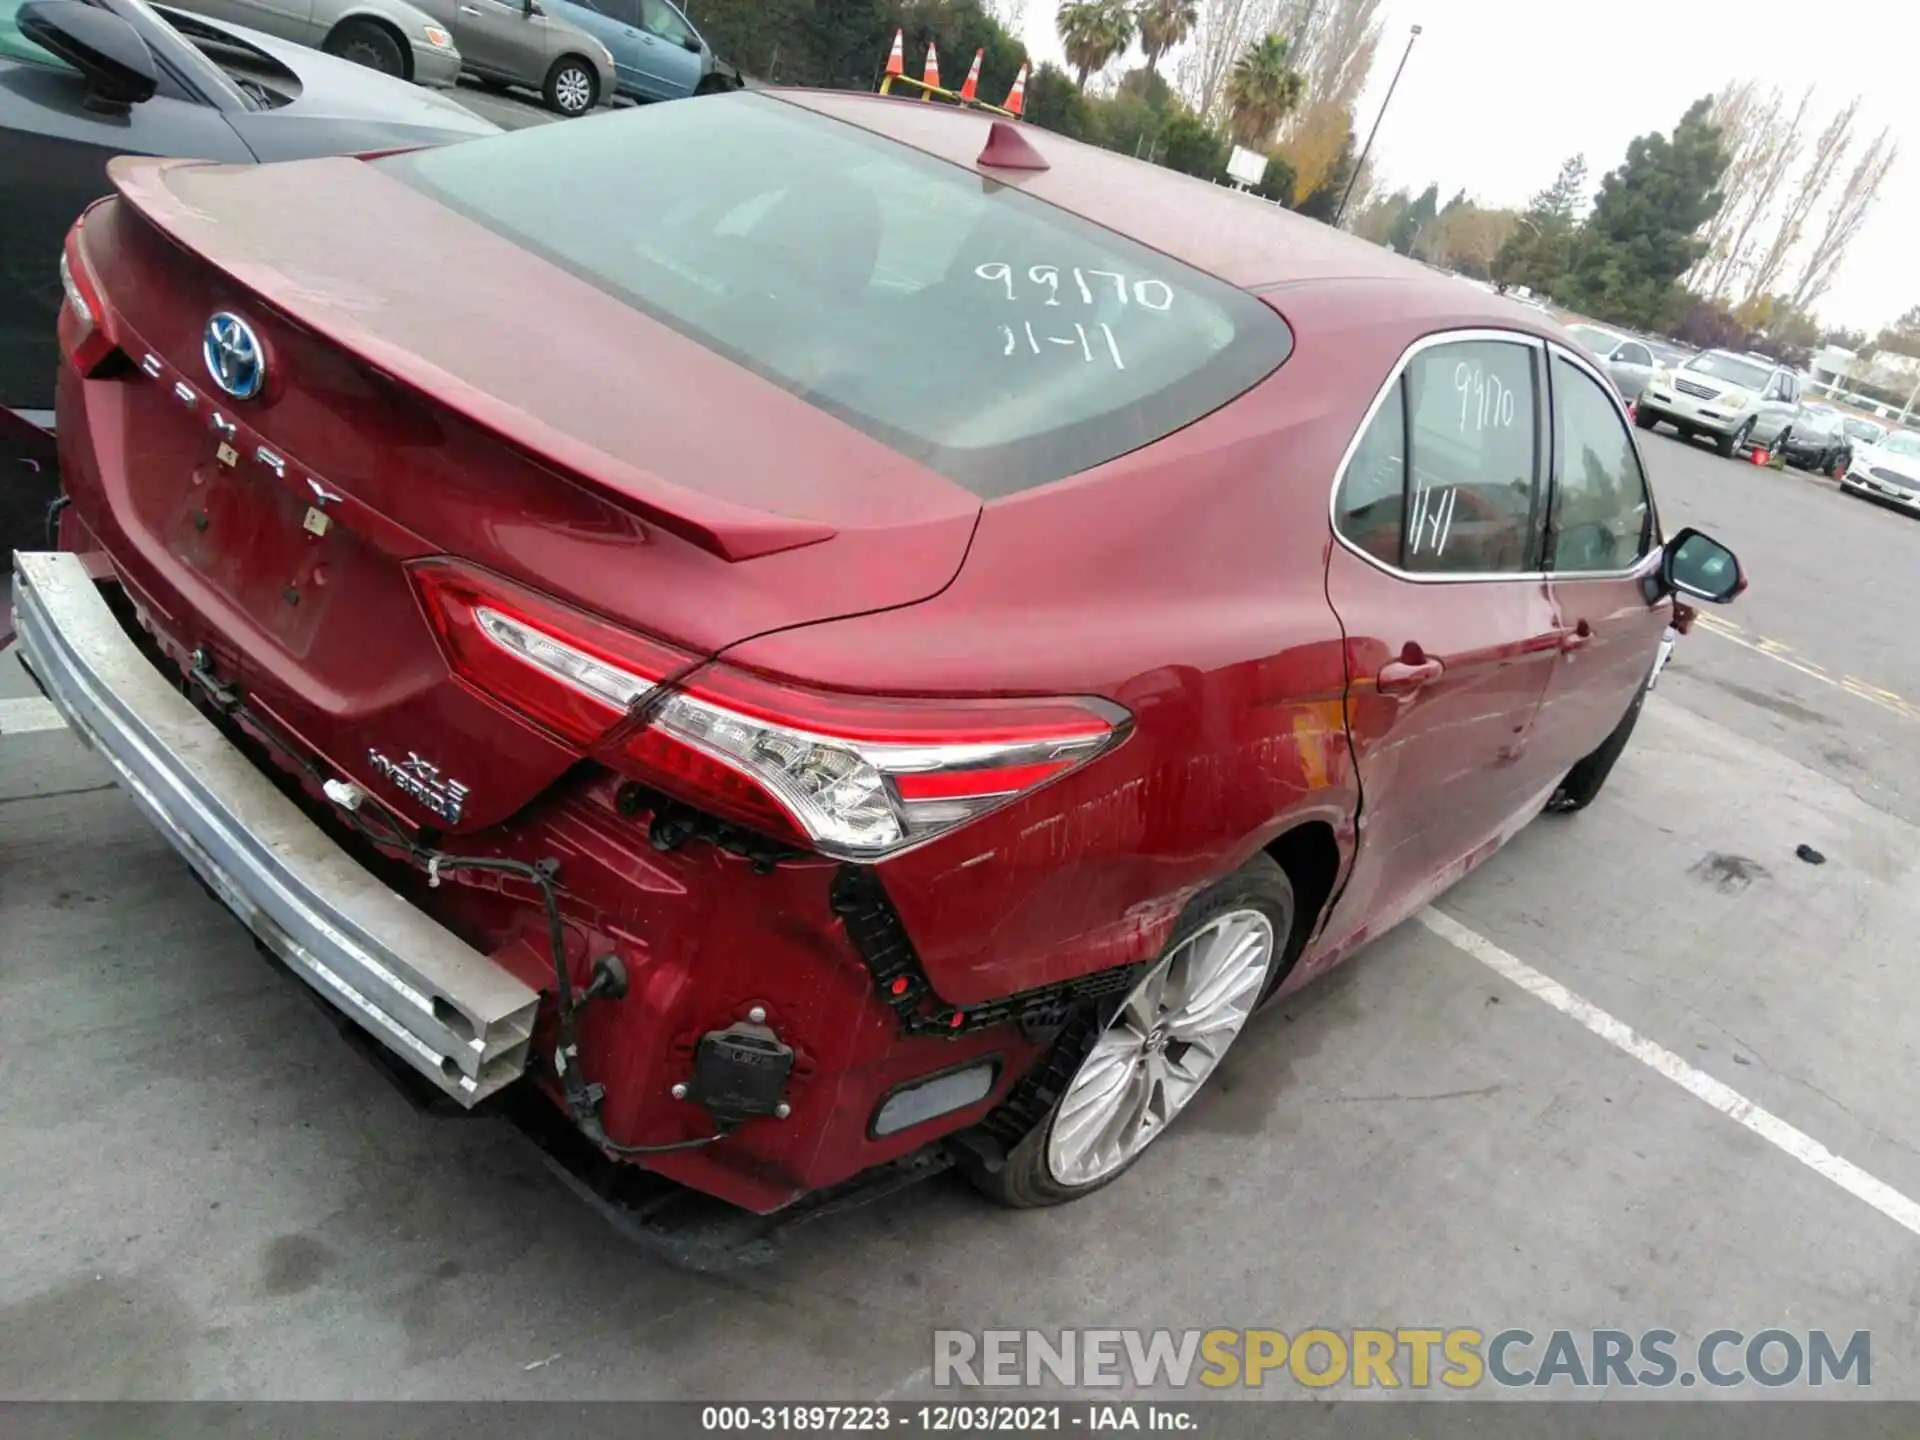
[883,28,904,78]
[922,41,940,93]
[959,48,983,101]
[1004,61,1028,117]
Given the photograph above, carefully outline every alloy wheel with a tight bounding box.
[1045,908,1274,1187]
[556,66,593,114]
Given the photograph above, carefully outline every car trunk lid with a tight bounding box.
[69,156,980,832]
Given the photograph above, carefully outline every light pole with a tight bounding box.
[1334,23,1421,229]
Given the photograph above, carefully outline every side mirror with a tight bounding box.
[1660,528,1745,604]
[18,0,157,114]
[680,33,701,51]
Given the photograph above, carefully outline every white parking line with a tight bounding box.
[1418,906,1920,1239]
[0,696,65,737]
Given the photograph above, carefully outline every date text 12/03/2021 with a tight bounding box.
[700,1406,1196,1432]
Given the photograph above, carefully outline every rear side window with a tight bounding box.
[1334,337,1543,575]
[378,94,1292,498]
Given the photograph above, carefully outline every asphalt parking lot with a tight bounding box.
[6,428,1920,1401]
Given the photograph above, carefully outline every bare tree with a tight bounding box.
[1285,0,1383,119]
[1689,81,1804,301]
[1178,0,1281,123]
[1685,82,1767,289]
[1740,97,1860,305]
[1789,127,1900,311]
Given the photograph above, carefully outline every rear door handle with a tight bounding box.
[1378,657,1444,695]
[1560,621,1594,654]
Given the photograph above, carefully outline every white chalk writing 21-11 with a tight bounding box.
[975,263,1174,312]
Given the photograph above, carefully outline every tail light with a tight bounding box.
[410,562,1128,858]
[59,222,117,376]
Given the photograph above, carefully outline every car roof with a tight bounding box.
[773,90,1515,308]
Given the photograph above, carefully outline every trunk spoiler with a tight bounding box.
[106,158,836,564]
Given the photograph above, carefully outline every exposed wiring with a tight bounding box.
[181,664,731,1157]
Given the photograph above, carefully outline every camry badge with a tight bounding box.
[203,312,265,400]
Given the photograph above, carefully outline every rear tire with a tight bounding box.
[544,56,599,115]
[1547,674,1650,814]
[324,19,405,78]
[962,856,1295,1209]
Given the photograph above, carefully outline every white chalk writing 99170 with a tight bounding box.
[1455,361,1516,433]
[975,263,1174,312]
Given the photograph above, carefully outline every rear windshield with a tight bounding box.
[376,94,1292,498]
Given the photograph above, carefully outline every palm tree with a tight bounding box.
[1223,33,1305,148]
[1135,0,1197,76]
[1056,0,1136,89]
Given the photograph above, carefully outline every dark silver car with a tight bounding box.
[162,0,465,86]
[409,0,615,115]
[1,0,497,420]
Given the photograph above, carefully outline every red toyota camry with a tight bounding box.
[18,89,1742,1217]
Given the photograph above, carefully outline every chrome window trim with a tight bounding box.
[1326,327,1660,586]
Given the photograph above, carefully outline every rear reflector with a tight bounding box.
[59,222,118,377]
[870,1061,999,1137]
[409,560,1128,857]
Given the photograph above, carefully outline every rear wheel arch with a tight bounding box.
[323,15,412,81]
[1262,819,1340,988]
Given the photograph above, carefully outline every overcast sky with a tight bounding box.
[1017,0,1913,332]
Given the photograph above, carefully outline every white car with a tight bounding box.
[1839,428,1920,513]
[1634,349,1804,459]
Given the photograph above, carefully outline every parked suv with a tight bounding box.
[1635,349,1802,458]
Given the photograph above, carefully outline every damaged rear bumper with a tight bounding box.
[10,549,539,1105]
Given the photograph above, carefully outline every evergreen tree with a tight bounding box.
[1491,153,1586,293]
[1558,99,1731,329]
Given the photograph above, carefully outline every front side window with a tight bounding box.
[1333,337,1542,576]
[588,0,640,25]
[377,95,1292,499]
[1549,355,1653,574]
[1616,342,1651,367]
